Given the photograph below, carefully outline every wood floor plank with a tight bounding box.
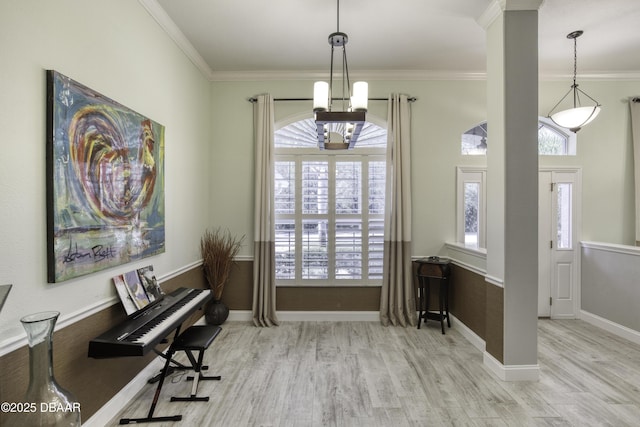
[110,319,640,426]
[280,357,315,421]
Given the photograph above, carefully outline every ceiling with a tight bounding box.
[146,0,640,81]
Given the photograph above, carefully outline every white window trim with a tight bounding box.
[275,150,386,287]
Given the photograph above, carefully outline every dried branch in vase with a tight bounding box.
[200,228,245,301]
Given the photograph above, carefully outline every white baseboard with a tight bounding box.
[227,310,381,322]
[276,310,380,322]
[580,310,640,346]
[480,310,640,382]
[483,351,540,381]
[82,356,166,427]
[449,314,485,352]
[227,310,380,322]
[450,314,540,381]
[228,310,252,321]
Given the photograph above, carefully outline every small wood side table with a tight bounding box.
[415,257,451,334]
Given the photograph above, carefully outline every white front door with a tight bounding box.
[538,169,581,318]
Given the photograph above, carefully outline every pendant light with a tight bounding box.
[548,30,601,133]
[313,0,368,149]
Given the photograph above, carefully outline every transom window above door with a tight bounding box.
[461,118,577,156]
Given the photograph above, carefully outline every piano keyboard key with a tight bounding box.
[125,289,209,344]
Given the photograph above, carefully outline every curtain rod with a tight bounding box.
[248,96,417,103]
[633,97,640,103]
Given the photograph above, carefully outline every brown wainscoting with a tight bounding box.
[446,262,504,364]
[448,263,487,339]
[0,266,208,422]
[485,282,504,364]
[221,260,381,311]
[277,286,381,311]
[219,260,253,310]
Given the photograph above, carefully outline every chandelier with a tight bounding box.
[313,0,368,149]
[547,30,601,133]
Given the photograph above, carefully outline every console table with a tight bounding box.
[415,257,451,334]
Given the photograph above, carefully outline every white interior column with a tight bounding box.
[481,0,542,380]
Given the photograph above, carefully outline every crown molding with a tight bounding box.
[541,71,640,81]
[478,0,545,29]
[210,69,489,82]
[500,0,545,11]
[477,0,503,29]
[210,69,640,82]
[138,0,215,80]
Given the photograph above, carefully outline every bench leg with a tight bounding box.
[439,281,445,334]
[170,349,221,402]
[417,277,425,329]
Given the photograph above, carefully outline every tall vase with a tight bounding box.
[8,311,81,427]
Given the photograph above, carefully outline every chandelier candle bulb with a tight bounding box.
[313,81,329,112]
[351,81,368,111]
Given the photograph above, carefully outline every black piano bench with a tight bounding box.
[169,325,222,402]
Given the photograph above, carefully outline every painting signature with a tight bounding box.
[63,239,116,264]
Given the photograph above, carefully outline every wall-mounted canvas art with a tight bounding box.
[46,70,165,282]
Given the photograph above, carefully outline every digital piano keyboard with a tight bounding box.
[88,287,211,359]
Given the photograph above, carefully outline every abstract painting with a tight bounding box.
[46,70,165,282]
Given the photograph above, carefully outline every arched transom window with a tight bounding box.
[461,118,577,156]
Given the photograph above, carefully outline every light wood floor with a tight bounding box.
[110,319,640,426]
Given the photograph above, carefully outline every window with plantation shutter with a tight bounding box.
[274,118,387,286]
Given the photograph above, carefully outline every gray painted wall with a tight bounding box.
[581,243,640,332]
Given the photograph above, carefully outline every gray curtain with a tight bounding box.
[252,94,279,327]
[631,98,640,246]
[380,94,416,327]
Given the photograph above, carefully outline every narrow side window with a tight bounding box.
[456,167,486,248]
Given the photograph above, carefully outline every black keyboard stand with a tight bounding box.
[119,325,185,425]
[147,348,190,384]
